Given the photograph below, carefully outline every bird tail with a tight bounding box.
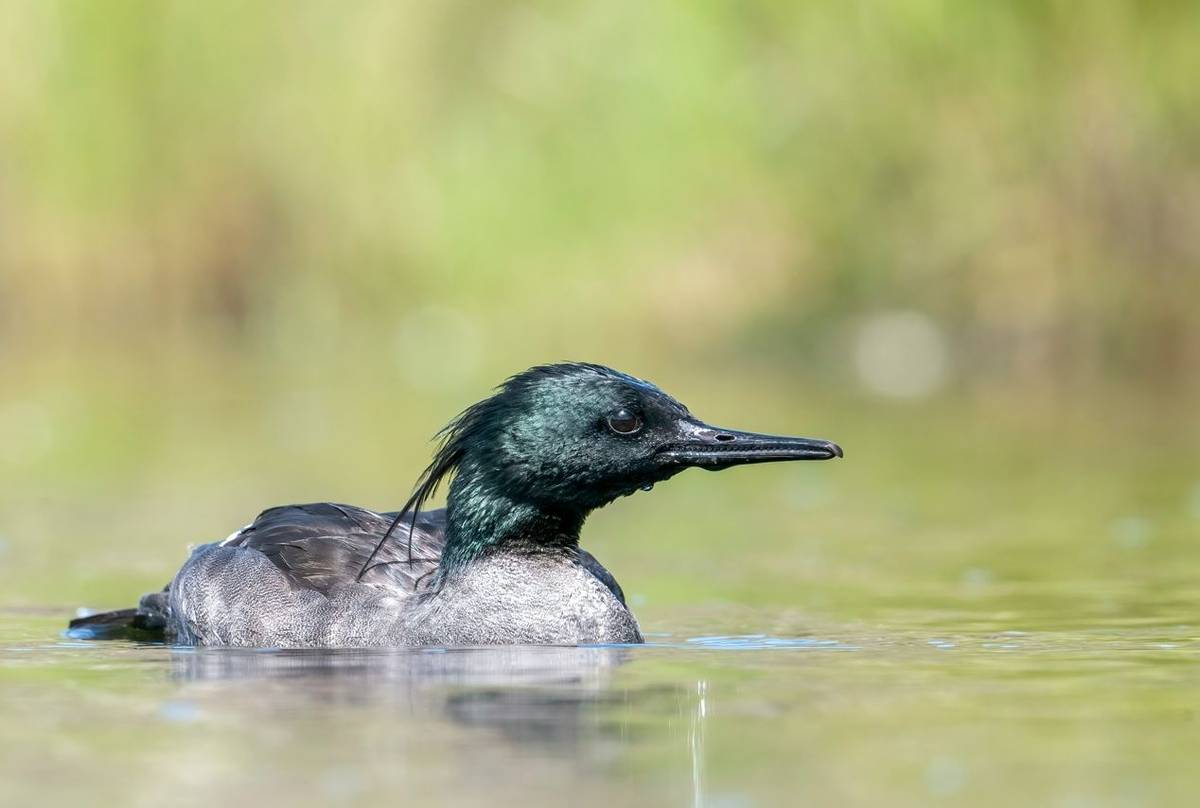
[67,590,169,641]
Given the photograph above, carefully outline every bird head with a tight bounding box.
[423,363,842,514]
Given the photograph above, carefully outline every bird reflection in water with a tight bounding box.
[169,645,710,804]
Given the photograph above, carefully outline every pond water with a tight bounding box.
[3,599,1199,807]
[2,387,1197,805]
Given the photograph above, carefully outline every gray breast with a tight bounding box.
[405,553,643,647]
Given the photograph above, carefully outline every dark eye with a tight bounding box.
[606,408,642,435]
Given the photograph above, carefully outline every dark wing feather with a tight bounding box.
[227,503,446,595]
[230,502,627,604]
[579,552,626,606]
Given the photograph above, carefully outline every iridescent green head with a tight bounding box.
[435,362,842,514]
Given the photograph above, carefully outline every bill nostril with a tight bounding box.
[715,433,735,442]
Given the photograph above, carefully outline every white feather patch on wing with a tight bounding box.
[219,524,253,546]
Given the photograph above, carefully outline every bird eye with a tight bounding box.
[606,408,642,435]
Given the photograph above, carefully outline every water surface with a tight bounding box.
[2,388,1196,805]
[4,596,1198,807]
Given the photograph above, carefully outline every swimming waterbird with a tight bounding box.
[69,363,842,647]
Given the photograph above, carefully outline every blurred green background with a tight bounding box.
[0,0,1197,617]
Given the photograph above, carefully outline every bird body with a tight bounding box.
[160,504,637,647]
[70,363,840,648]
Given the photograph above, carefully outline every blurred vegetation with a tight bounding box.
[2,1,1198,382]
[0,2,1197,606]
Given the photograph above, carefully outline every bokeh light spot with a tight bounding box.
[854,310,950,399]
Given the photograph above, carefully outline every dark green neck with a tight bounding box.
[438,461,586,572]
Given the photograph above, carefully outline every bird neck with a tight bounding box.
[439,461,586,572]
